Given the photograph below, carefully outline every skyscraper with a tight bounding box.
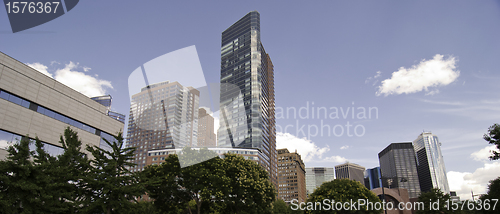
[335,162,366,184]
[277,148,306,203]
[413,132,450,194]
[127,81,200,172]
[197,108,216,147]
[218,11,277,186]
[378,142,421,199]
[364,167,382,190]
[305,167,334,195]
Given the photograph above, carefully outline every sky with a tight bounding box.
[1,0,500,200]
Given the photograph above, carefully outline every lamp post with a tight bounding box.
[379,175,388,214]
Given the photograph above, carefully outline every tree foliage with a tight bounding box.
[479,177,500,214]
[81,131,144,214]
[416,188,452,214]
[483,123,500,160]
[142,148,276,214]
[305,179,381,214]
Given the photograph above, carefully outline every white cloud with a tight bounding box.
[376,54,460,96]
[26,61,113,97]
[471,145,500,162]
[365,71,382,85]
[27,62,52,78]
[0,140,9,149]
[54,62,113,97]
[340,145,349,150]
[323,155,348,164]
[448,146,500,200]
[276,132,330,162]
[447,162,500,200]
[83,66,92,72]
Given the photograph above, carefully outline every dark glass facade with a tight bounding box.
[364,167,382,190]
[378,142,421,199]
[218,11,277,186]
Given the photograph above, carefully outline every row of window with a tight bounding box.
[0,89,116,152]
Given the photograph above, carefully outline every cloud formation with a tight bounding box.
[447,145,500,200]
[340,145,349,150]
[471,145,500,162]
[27,62,52,78]
[27,61,113,97]
[276,132,330,162]
[376,54,460,96]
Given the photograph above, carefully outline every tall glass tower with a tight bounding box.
[379,142,422,198]
[413,132,450,194]
[218,11,277,186]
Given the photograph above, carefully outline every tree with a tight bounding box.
[142,149,276,214]
[81,132,144,214]
[483,123,500,160]
[218,154,275,214]
[479,177,500,214]
[305,179,381,214]
[416,188,452,214]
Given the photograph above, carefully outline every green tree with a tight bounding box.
[0,136,41,213]
[483,123,500,160]
[479,177,500,214]
[219,154,275,214]
[305,179,381,214]
[416,188,452,214]
[81,132,144,214]
[143,149,276,214]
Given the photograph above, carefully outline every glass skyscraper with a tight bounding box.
[413,132,450,194]
[364,167,382,190]
[218,11,277,185]
[379,142,422,199]
[127,81,200,172]
[305,167,334,195]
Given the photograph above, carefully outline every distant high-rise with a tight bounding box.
[305,167,334,195]
[335,162,366,184]
[364,167,382,190]
[218,11,277,186]
[379,142,421,198]
[127,81,200,172]
[413,132,450,194]
[197,108,216,147]
[277,149,306,203]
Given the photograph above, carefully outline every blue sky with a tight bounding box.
[1,0,500,199]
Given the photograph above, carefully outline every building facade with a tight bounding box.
[364,167,382,190]
[0,51,124,158]
[277,149,306,203]
[379,142,421,199]
[335,162,366,184]
[197,108,216,147]
[305,167,334,195]
[127,81,200,172]
[413,132,450,194]
[218,11,277,186]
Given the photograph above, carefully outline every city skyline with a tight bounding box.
[2,1,499,200]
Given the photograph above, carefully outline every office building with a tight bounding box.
[305,167,334,195]
[335,162,366,184]
[277,148,306,203]
[218,11,277,186]
[413,132,450,194]
[0,51,124,157]
[379,142,421,199]
[364,167,382,190]
[127,81,200,172]
[197,108,216,147]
